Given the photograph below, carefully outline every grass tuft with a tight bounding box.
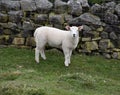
[59,73,96,90]
[0,71,22,81]
[0,83,46,95]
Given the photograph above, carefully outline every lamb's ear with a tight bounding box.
[78,26,83,31]
[65,25,70,30]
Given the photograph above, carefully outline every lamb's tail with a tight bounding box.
[34,29,37,38]
[34,28,39,43]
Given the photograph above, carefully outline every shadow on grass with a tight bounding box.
[58,73,96,90]
[0,71,22,81]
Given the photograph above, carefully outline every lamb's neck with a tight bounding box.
[69,36,79,48]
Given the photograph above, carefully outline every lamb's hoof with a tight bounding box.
[43,57,46,60]
[35,59,39,63]
[36,61,39,64]
[65,63,69,67]
[41,56,46,60]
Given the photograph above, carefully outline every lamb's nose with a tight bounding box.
[73,34,75,37]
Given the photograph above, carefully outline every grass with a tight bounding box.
[0,47,120,95]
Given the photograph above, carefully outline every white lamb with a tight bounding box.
[34,25,83,66]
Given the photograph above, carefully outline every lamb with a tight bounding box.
[34,25,83,66]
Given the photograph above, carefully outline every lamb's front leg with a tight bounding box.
[64,53,69,67]
[35,47,40,63]
[63,48,70,67]
[68,50,72,65]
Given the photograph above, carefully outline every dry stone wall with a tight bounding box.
[0,0,120,59]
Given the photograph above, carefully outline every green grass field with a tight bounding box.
[0,47,120,95]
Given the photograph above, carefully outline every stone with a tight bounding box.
[112,52,118,59]
[80,13,105,26]
[20,0,36,11]
[0,23,19,32]
[0,23,8,29]
[34,14,48,24]
[7,1,21,11]
[0,38,4,44]
[82,37,91,42]
[80,25,92,36]
[69,13,106,26]
[54,0,70,13]
[116,38,120,48]
[105,1,116,13]
[112,52,120,59]
[48,0,55,3]
[3,29,12,35]
[78,49,91,53]
[70,0,89,7]
[100,32,108,39]
[0,28,3,35]
[92,31,100,38]
[0,45,7,48]
[98,1,116,15]
[67,0,82,16]
[68,16,81,26]
[0,1,2,11]
[115,4,120,17]
[15,33,23,38]
[64,15,73,22]
[35,0,53,13]
[82,25,92,32]
[109,32,118,40]
[0,35,10,45]
[22,21,35,37]
[15,45,31,49]
[22,21,35,31]
[68,0,89,8]
[112,26,120,34]
[96,27,104,32]
[12,38,25,45]
[103,53,111,59]
[83,31,94,38]
[113,48,120,52]
[90,3,107,18]
[0,35,9,40]
[105,25,120,34]
[0,13,8,23]
[34,24,42,29]
[104,12,119,25]
[7,22,17,30]
[92,37,101,41]
[26,37,35,46]
[49,13,64,26]
[104,25,114,33]
[8,11,23,23]
[116,52,120,59]
[0,38,5,44]
[0,0,20,11]
[84,41,98,51]
[79,0,89,8]
[91,4,102,15]
[99,39,114,50]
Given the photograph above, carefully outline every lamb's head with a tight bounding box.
[66,26,83,38]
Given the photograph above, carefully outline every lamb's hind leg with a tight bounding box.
[40,47,46,60]
[38,35,47,60]
[35,47,40,63]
